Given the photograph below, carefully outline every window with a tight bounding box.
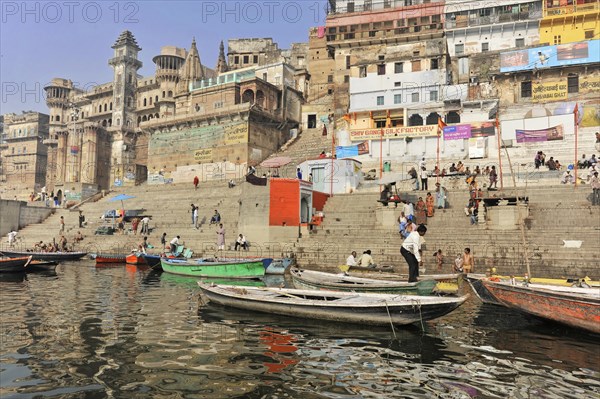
[359,66,367,78]
[263,73,268,80]
[214,101,224,109]
[585,30,594,39]
[430,59,438,70]
[376,120,387,128]
[455,43,464,54]
[384,0,391,8]
[516,38,525,47]
[430,91,438,101]
[481,42,489,52]
[411,60,421,72]
[23,147,26,153]
[394,62,403,73]
[234,56,239,64]
[376,96,384,106]
[327,75,334,83]
[377,64,386,75]
[394,94,402,104]
[521,81,532,98]
[412,92,420,103]
[394,82,401,87]
[243,55,249,64]
[253,55,258,63]
[553,35,561,45]
[568,75,579,93]
[364,0,372,11]
[344,75,350,83]
[347,1,355,12]
[328,88,334,95]
[378,55,385,61]
[346,56,351,70]
[369,31,376,37]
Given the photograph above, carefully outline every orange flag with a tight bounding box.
[438,117,447,130]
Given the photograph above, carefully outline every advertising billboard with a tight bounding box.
[500,40,600,73]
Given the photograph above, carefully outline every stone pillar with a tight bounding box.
[82,127,98,184]
[56,132,68,184]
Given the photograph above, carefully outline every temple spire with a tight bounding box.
[178,38,204,93]
[216,40,229,74]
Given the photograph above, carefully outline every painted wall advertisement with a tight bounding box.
[194,148,213,163]
[224,124,249,145]
[336,141,369,158]
[349,125,437,141]
[500,40,600,73]
[443,121,496,140]
[532,81,568,102]
[515,125,564,143]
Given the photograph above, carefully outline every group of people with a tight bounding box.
[345,250,375,267]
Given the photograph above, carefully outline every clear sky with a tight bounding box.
[0,0,328,115]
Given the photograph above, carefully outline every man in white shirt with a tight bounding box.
[7,230,18,247]
[140,216,150,235]
[235,234,248,251]
[401,224,427,282]
[346,251,358,267]
[418,157,426,170]
[170,236,180,254]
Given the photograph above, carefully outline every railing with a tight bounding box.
[543,1,599,16]
[445,10,540,29]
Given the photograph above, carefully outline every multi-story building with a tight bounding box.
[0,112,50,193]
[539,0,599,45]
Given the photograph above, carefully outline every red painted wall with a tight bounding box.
[269,179,300,226]
[312,191,330,212]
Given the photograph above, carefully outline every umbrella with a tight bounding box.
[107,194,136,225]
[260,156,292,168]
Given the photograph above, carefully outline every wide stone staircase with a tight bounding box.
[294,185,600,278]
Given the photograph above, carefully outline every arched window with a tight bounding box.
[102,120,107,127]
[138,116,142,124]
[155,113,159,119]
[109,102,113,110]
[149,97,152,105]
[51,116,54,122]
[408,114,423,126]
[155,95,158,102]
[168,90,173,97]
[117,118,121,126]
[256,90,265,107]
[142,115,147,122]
[143,98,147,106]
[446,111,461,124]
[98,105,102,112]
[162,91,166,98]
[104,104,107,112]
[108,119,112,127]
[242,89,255,104]
[55,115,60,122]
[426,112,440,125]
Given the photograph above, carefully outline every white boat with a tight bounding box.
[198,283,468,326]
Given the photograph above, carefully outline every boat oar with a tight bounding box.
[24,255,33,269]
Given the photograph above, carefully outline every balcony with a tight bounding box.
[446,10,542,29]
[543,1,599,17]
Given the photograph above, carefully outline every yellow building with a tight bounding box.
[540,0,600,45]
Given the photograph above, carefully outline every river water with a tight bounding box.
[0,262,598,399]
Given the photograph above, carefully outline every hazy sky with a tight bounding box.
[1,0,327,115]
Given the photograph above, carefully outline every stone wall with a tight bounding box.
[0,199,53,237]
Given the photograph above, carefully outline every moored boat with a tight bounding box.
[345,271,463,295]
[290,268,437,295]
[0,250,87,261]
[27,260,59,272]
[0,256,33,273]
[465,274,503,305]
[126,252,147,266]
[94,254,127,264]
[481,280,600,333]
[198,283,468,326]
[141,254,162,269]
[161,258,265,278]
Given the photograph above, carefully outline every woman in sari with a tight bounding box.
[415,197,427,225]
[435,183,446,209]
[425,192,435,217]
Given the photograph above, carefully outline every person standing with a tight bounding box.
[141,216,150,235]
[296,168,303,180]
[170,236,180,254]
[462,248,474,273]
[420,167,428,191]
[7,230,18,247]
[216,223,226,250]
[435,183,447,209]
[193,206,199,229]
[408,166,419,190]
[415,197,427,225]
[193,176,199,190]
[131,217,139,235]
[190,204,196,225]
[401,224,427,282]
[59,216,65,233]
[489,165,498,189]
[160,232,167,249]
[591,171,600,206]
[435,249,444,272]
[425,192,435,217]
[78,210,85,228]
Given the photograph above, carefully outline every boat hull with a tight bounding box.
[161,258,265,278]
[465,275,503,305]
[346,271,462,295]
[126,253,147,266]
[95,254,127,264]
[291,268,437,295]
[141,254,162,269]
[0,257,32,273]
[27,261,58,272]
[0,250,87,261]
[482,280,600,333]
[199,284,468,326]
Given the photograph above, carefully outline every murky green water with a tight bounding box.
[1,262,598,398]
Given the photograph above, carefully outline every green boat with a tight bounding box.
[290,268,438,296]
[161,272,266,289]
[160,258,266,279]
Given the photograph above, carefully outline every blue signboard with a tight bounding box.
[500,40,600,73]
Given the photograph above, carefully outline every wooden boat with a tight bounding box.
[481,280,600,333]
[290,268,438,295]
[0,256,33,273]
[141,254,162,269]
[161,258,265,279]
[466,274,600,305]
[339,264,395,273]
[0,250,87,261]
[27,260,59,272]
[265,258,294,275]
[344,271,463,295]
[94,254,127,264]
[198,283,468,326]
[126,252,147,266]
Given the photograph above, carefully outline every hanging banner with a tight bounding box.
[532,81,568,102]
[580,75,600,94]
[349,125,437,141]
[516,125,564,143]
[443,124,471,140]
[500,40,600,72]
[335,141,370,158]
[70,146,79,155]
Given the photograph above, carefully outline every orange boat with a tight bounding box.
[126,253,147,266]
[95,254,127,264]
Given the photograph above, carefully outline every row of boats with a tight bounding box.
[1,249,597,333]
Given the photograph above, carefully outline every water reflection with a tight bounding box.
[0,262,597,398]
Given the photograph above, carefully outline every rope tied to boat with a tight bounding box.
[383,301,397,339]
[410,299,425,331]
